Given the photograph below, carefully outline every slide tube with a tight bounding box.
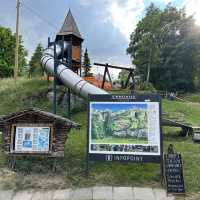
[41,41,108,99]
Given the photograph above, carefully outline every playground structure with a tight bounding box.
[41,10,196,137]
[94,63,135,91]
[41,10,108,117]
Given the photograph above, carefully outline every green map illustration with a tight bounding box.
[91,103,148,144]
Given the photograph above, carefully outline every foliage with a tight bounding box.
[127,3,200,92]
[28,43,44,78]
[118,69,129,84]
[140,82,157,92]
[83,48,91,76]
[0,26,28,78]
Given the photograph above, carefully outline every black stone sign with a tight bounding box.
[164,153,185,194]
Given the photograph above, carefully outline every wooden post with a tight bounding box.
[106,67,113,87]
[125,71,132,89]
[101,64,108,89]
[10,155,16,170]
[52,158,57,172]
[14,0,20,80]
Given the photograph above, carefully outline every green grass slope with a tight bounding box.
[0,78,200,195]
[0,78,50,115]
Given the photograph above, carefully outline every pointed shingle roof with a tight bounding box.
[57,9,83,40]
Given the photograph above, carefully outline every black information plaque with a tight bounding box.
[164,153,185,194]
[87,94,162,163]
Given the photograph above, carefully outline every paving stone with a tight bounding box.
[153,188,175,200]
[71,188,92,200]
[113,187,134,200]
[93,186,113,200]
[13,190,33,200]
[31,190,53,200]
[133,187,154,200]
[53,189,72,200]
[0,190,14,200]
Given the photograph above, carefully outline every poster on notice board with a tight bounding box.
[14,126,50,153]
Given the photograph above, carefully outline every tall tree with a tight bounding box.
[83,48,91,76]
[28,43,44,77]
[127,3,200,92]
[0,26,27,78]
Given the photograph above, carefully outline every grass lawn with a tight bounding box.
[181,93,200,103]
[0,78,200,197]
[162,99,200,126]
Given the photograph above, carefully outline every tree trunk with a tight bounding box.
[146,49,152,83]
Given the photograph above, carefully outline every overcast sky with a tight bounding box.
[0,0,199,78]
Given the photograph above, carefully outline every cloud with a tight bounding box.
[79,0,93,6]
[153,0,174,4]
[0,0,135,69]
[106,0,145,40]
[183,0,200,26]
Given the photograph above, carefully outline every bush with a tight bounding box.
[140,82,157,92]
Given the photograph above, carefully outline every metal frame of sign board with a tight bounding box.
[86,94,163,177]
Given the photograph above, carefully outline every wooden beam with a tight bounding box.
[94,62,134,71]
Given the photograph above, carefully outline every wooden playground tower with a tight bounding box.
[54,9,83,74]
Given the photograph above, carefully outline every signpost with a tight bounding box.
[164,145,185,194]
[86,94,163,175]
[0,108,79,170]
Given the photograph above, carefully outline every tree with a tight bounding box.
[28,43,44,77]
[18,35,28,76]
[118,70,129,85]
[83,48,91,76]
[0,26,27,78]
[127,3,200,92]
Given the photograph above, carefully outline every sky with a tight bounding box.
[92,102,147,112]
[0,0,199,78]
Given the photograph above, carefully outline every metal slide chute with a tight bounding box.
[41,41,108,99]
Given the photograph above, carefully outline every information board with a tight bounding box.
[87,94,162,163]
[164,153,185,193]
[14,126,50,153]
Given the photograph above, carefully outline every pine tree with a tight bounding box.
[28,43,44,78]
[83,48,91,76]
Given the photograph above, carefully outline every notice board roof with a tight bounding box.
[0,108,80,129]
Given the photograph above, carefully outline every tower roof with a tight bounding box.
[57,9,83,40]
